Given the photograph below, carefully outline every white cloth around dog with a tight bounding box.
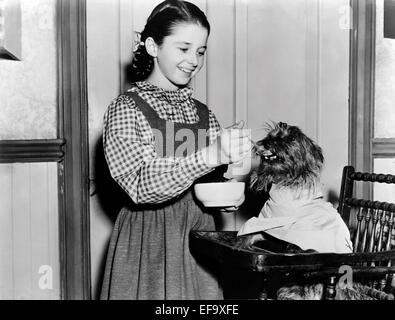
[237,184,353,253]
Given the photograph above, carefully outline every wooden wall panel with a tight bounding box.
[47,163,60,299]
[247,0,308,132]
[30,164,50,299]
[205,0,235,127]
[0,163,60,299]
[235,0,248,126]
[0,164,14,299]
[12,164,31,299]
[318,0,350,201]
[305,0,320,140]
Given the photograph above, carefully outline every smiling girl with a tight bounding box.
[100,0,251,300]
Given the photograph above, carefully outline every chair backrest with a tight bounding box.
[336,165,395,294]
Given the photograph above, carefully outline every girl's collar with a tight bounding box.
[134,81,194,104]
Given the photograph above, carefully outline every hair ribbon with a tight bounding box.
[133,31,145,53]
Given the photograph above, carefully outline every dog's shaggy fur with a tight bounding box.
[276,282,376,300]
[237,122,379,300]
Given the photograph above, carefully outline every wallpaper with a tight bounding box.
[0,0,56,140]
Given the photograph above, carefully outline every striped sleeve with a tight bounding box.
[207,108,221,143]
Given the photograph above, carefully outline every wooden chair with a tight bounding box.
[190,166,395,300]
[336,165,395,296]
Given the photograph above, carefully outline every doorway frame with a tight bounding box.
[57,0,91,299]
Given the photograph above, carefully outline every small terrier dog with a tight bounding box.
[235,122,376,300]
[237,121,353,252]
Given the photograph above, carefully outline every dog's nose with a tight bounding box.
[278,122,288,130]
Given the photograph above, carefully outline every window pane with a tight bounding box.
[374,0,395,138]
[0,0,57,140]
[373,158,395,203]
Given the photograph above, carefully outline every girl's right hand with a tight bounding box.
[202,122,252,167]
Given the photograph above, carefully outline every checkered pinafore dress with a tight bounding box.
[100,91,224,300]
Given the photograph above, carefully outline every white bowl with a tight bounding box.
[194,182,245,207]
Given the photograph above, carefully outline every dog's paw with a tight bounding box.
[234,232,265,250]
[285,244,318,254]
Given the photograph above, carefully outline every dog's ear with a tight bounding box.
[250,170,270,193]
[250,171,263,192]
[249,171,259,191]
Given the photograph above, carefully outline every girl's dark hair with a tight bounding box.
[130,0,210,82]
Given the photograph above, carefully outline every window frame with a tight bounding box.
[349,0,395,199]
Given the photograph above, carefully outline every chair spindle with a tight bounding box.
[354,207,364,252]
[385,212,394,252]
[368,209,379,253]
[325,276,337,300]
[384,212,395,292]
[376,211,388,252]
[361,208,372,252]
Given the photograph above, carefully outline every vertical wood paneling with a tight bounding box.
[88,0,127,299]
[30,163,47,299]
[120,0,134,92]
[235,0,248,126]
[305,0,320,141]
[206,0,235,127]
[86,0,120,143]
[234,0,249,229]
[47,163,60,299]
[87,1,122,297]
[190,0,207,102]
[131,0,162,31]
[12,163,32,299]
[0,164,14,299]
[319,0,350,199]
[247,0,308,132]
[0,163,60,300]
[205,0,236,230]
[30,163,49,299]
